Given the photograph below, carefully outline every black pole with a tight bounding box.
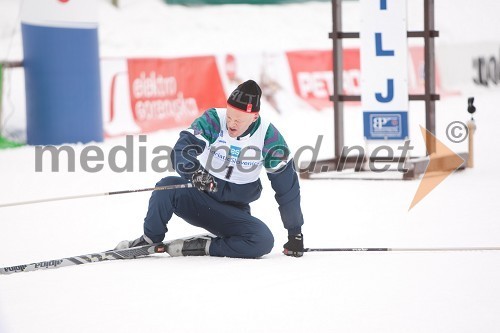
[0,183,194,208]
[305,247,500,252]
[306,248,389,252]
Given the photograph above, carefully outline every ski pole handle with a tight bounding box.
[0,183,194,208]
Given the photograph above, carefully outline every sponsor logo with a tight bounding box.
[4,265,27,273]
[125,57,226,134]
[229,145,241,158]
[131,73,199,122]
[34,260,64,269]
[208,146,262,167]
[372,116,400,132]
[364,112,408,140]
[228,89,260,109]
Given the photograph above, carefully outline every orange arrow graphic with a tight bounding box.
[408,126,465,211]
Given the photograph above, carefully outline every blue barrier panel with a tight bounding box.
[21,0,102,145]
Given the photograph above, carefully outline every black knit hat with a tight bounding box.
[227,80,262,113]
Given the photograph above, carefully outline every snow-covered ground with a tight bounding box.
[1,1,500,332]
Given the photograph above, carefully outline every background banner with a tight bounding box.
[286,49,360,111]
[126,56,226,134]
[1,47,447,140]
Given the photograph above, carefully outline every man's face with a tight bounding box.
[226,105,259,138]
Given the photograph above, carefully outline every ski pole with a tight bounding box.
[0,183,194,208]
[305,247,500,252]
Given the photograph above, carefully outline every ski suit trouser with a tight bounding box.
[143,176,274,258]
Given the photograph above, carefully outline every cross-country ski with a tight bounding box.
[0,243,168,275]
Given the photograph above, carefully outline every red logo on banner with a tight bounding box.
[127,57,226,133]
[286,49,361,111]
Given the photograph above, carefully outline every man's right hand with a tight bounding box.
[283,233,304,257]
[191,169,218,192]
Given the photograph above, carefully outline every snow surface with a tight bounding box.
[1,1,500,332]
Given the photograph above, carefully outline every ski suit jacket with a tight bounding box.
[171,108,304,235]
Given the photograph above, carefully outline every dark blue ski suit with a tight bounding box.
[142,108,304,258]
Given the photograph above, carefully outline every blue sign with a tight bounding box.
[230,145,241,158]
[363,112,408,140]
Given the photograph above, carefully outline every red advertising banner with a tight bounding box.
[286,47,446,111]
[126,56,226,133]
[286,49,360,110]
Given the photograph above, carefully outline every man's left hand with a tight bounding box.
[283,233,304,257]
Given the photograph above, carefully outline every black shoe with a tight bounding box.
[167,235,214,257]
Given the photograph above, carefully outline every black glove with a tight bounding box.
[191,169,218,192]
[283,233,304,257]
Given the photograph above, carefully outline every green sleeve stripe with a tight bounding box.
[263,124,290,170]
[189,108,220,145]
